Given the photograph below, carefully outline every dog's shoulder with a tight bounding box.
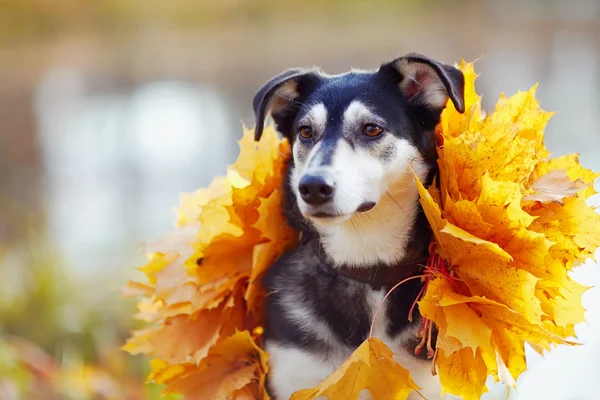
[263,243,327,350]
[263,242,321,289]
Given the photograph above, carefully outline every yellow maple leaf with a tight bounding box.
[290,338,420,400]
[437,347,488,400]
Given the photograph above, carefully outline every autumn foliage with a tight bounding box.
[124,62,600,399]
[412,61,600,399]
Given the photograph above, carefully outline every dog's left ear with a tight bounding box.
[379,53,465,113]
[253,68,321,141]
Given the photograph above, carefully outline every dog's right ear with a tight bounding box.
[378,53,465,114]
[253,69,321,141]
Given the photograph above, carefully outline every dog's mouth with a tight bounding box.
[305,202,377,221]
[307,211,346,219]
[356,202,376,213]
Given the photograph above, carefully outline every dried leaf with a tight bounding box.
[495,351,516,395]
[121,280,154,298]
[524,169,589,204]
[531,154,599,200]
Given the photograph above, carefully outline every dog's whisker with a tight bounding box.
[386,190,407,214]
[353,208,377,222]
[350,218,359,237]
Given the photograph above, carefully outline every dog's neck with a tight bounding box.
[318,192,423,267]
[313,166,431,269]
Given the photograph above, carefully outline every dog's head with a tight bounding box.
[253,53,464,231]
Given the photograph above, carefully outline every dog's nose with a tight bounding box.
[298,175,335,205]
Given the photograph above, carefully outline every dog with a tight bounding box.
[253,53,465,399]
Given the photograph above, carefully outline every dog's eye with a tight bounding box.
[298,126,313,139]
[363,124,383,137]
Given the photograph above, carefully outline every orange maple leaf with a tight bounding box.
[149,331,270,400]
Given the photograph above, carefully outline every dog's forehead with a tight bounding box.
[298,71,405,124]
[301,72,382,117]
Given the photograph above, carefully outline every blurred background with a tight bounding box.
[0,0,599,399]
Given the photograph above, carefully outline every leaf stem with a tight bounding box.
[369,275,427,339]
[426,319,434,358]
